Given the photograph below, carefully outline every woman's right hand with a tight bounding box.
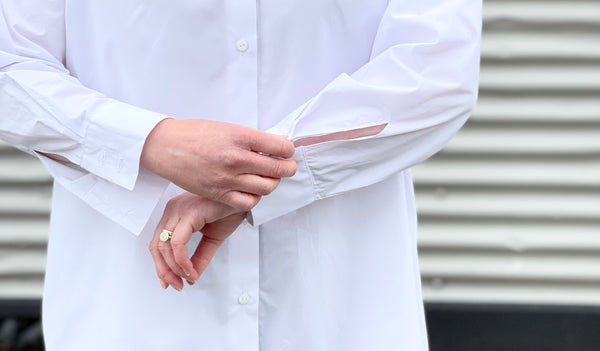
[141,118,296,211]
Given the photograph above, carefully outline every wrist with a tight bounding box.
[140,117,175,176]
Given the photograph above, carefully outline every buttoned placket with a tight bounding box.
[224,1,260,351]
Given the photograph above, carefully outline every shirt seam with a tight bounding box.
[299,146,321,200]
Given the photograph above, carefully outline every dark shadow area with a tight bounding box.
[0,318,42,351]
[0,300,43,351]
[426,303,600,351]
[5,300,600,350]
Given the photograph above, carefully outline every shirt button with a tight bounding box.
[236,39,249,52]
[238,293,251,305]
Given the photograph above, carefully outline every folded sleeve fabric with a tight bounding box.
[0,0,170,235]
[249,0,481,225]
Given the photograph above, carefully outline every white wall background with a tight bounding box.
[1,0,600,304]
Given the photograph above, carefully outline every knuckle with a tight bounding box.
[214,190,232,206]
[237,196,259,212]
[280,161,295,177]
[269,181,279,193]
[278,138,294,158]
[279,138,288,156]
[166,198,176,207]
[244,132,259,149]
[290,161,297,175]
[229,126,245,141]
[221,150,242,169]
[214,173,230,188]
[271,161,283,177]
[171,238,185,248]
[236,200,252,212]
[262,180,278,195]
[165,200,180,212]
[260,185,272,196]
[157,270,169,280]
[158,243,171,255]
[207,186,224,202]
[241,202,253,212]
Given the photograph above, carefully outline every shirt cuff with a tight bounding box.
[247,147,317,226]
[38,154,170,235]
[81,100,168,191]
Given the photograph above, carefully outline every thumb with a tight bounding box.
[190,236,224,280]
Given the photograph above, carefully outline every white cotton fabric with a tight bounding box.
[0,1,481,350]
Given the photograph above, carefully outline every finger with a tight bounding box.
[239,152,297,179]
[150,213,174,289]
[171,217,203,280]
[158,239,188,279]
[157,217,189,282]
[156,214,186,274]
[219,191,260,212]
[150,237,183,291]
[232,174,280,196]
[246,132,295,159]
[190,236,224,279]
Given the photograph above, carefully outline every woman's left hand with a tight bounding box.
[149,192,246,291]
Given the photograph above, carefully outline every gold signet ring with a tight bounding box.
[159,229,173,242]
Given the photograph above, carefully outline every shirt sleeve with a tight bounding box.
[249,0,482,225]
[0,0,170,235]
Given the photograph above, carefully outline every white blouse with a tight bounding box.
[0,0,480,350]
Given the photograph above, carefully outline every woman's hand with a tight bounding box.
[141,118,296,211]
[149,192,246,291]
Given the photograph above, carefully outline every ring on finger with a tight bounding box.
[160,229,173,242]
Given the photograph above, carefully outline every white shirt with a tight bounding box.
[0,1,480,350]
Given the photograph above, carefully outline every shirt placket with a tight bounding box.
[225,1,260,351]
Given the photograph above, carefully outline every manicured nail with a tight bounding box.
[174,285,182,292]
[160,280,168,290]
[186,279,195,286]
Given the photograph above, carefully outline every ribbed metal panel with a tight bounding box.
[415,0,600,305]
[1,0,598,304]
[0,142,50,299]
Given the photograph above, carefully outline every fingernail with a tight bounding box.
[174,285,183,292]
[183,268,191,277]
[186,279,195,286]
[160,280,168,290]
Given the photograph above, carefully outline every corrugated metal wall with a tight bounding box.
[1,0,599,304]
[416,0,600,305]
[0,142,50,299]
